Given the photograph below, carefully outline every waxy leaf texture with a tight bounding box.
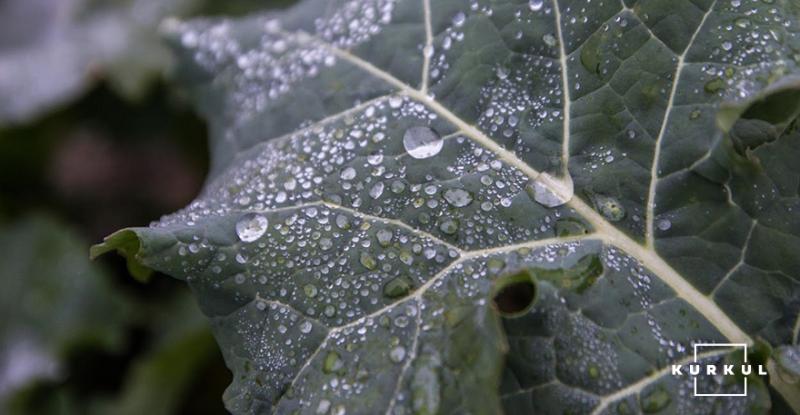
[94,0,800,413]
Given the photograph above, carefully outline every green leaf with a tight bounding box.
[96,0,800,413]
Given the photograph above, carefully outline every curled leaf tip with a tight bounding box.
[90,229,153,283]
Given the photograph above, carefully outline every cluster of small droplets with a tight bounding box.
[477,60,562,146]
[277,299,419,414]
[175,20,241,70]
[693,0,799,101]
[315,0,398,48]
[605,247,697,361]
[581,146,625,171]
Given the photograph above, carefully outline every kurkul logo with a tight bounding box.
[670,343,767,397]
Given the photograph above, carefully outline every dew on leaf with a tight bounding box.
[317,399,331,414]
[554,217,589,237]
[235,213,268,242]
[403,126,443,159]
[443,188,473,207]
[340,166,357,180]
[525,173,574,208]
[528,0,543,11]
[452,11,466,27]
[591,194,625,221]
[657,218,672,231]
[376,229,393,247]
[390,180,406,194]
[369,182,385,199]
[359,252,378,270]
[335,214,350,229]
[735,17,750,28]
[304,283,318,298]
[438,218,459,235]
[389,345,407,363]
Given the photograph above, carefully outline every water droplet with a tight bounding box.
[360,252,378,270]
[452,11,466,27]
[369,182,385,199]
[389,96,404,108]
[236,213,268,242]
[403,127,443,159]
[391,180,406,194]
[376,229,393,247]
[439,218,459,235]
[299,320,313,334]
[592,194,626,221]
[304,284,318,298]
[554,218,589,236]
[657,218,672,231]
[525,173,574,208]
[528,0,544,11]
[389,346,407,363]
[316,400,331,415]
[735,17,750,28]
[335,214,350,229]
[443,188,473,207]
[367,153,384,165]
[543,33,557,47]
[340,166,357,180]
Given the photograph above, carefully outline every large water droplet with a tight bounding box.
[236,213,268,242]
[403,127,443,159]
[525,173,574,208]
[529,0,544,11]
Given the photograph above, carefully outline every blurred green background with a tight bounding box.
[0,0,295,413]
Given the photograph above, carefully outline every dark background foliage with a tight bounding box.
[0,1,295,413]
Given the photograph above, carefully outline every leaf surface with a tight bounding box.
[95,0,800,413]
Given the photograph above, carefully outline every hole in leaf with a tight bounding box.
[492,269,536,318]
